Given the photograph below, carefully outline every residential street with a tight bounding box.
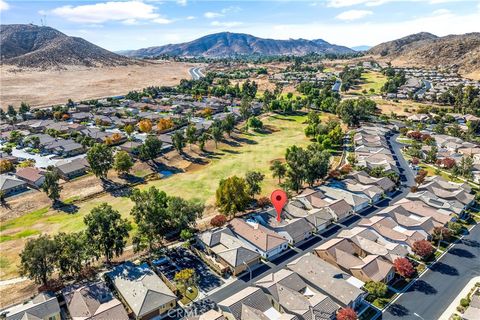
[383,224,480,320]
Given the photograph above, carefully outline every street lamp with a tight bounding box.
[414,313,426,320]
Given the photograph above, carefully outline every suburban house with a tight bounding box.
[228,218,289,260]
[218,286,296,320]
[186,310,226,320]
[280,200,334,232]
[62,281,129,320]
[358,216,427,250]
[329,179,384,204]
[252,209,316,245]
[416,179,475,209]
[15,167,45,188]
[406,191,464,216]
[255,269,339,320]
[295,188,354,221]
[197,227,261,276]
[1,293,61,320]
[314,238,395,283]
[337,227,409,262]
[118,141,143,155]
[287,253,366,309]
[394,199,453,226]
[0,174,28,196]
[346,171,396,193]
[378,205,437,234]
[318,185,371,213]
[106,262,177,320]
[54,159,89,180]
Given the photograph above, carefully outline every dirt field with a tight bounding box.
[0,61,195,109]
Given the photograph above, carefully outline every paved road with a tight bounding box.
[389,133,415,187]
[414,80,432,97]
[189,67,204,80]
[203,132,414,304]
[384,225,480,320]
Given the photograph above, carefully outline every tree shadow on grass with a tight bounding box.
[231,135,257,145]
[54,202,79,214]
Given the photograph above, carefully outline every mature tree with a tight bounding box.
[432,226,452,242]
[285,145,309,192]
[198,132,209,151]
[172,130,186,153]
[270,160,287,183]
[365,281,388,299]
[222,114,236,137]
[336,98,376,127]
[42,170,62,204]
[130,187,170,251]
[84,203,131,263]
[393,257,415,279]
[54,232,92,279]
[211,123,224,148]
[210,214,228,227]
[139,135,163,162]
[245,171,265,198]
[215,176,250,218]
[185,125,197,149]
[87,143,113,179]
[124,124,134,136]
[248,116,263,132]
[412,240,435,260]
[7,105,17,117]
[138,119,152,133]
[0,159,14,173]
[20,235,58,286]
[337,308,357,320]
[305,145,331,186]
[113,150,134,175]
[167,196,204,232]
[239,97,252,120]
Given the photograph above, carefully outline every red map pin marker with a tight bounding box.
[270,189,287,222]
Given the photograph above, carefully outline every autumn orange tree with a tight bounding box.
[337,308,357,320]
[157,118,175,131]
[138,119,152,133]
[393,257,415,278]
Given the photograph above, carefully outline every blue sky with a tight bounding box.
[1,0,479,51]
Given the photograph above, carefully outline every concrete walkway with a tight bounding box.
[438,276,480,320]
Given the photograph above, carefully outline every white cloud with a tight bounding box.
[152,17,173,24]
[211,21,243,27]
[327,0,391,7]
[0,0,9,11]
[204,6,241,19]
[431,8,451,15]
[177,0,187,6]
[186,16,196,20]
[336,9,373,20]
[204,11,223,19]
[50,1,161,23]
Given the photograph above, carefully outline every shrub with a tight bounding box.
[210,214,228,228]
[460,298,470,307]
[257,197,270,209]
[448,221,463,236]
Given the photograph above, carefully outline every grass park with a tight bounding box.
[0,113,313,280]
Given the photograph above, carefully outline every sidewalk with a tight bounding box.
[438,276,480,320]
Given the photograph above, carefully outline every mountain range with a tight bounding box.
[368,32,480,75]
[1,25,479,77]
[122,32,355,58]
[0,24,133,69]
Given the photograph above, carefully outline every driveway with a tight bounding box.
[384,225,480,319]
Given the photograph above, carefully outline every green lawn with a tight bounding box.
[0,113,309,280]
[352,71,387,95]
[178,285,199,304]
